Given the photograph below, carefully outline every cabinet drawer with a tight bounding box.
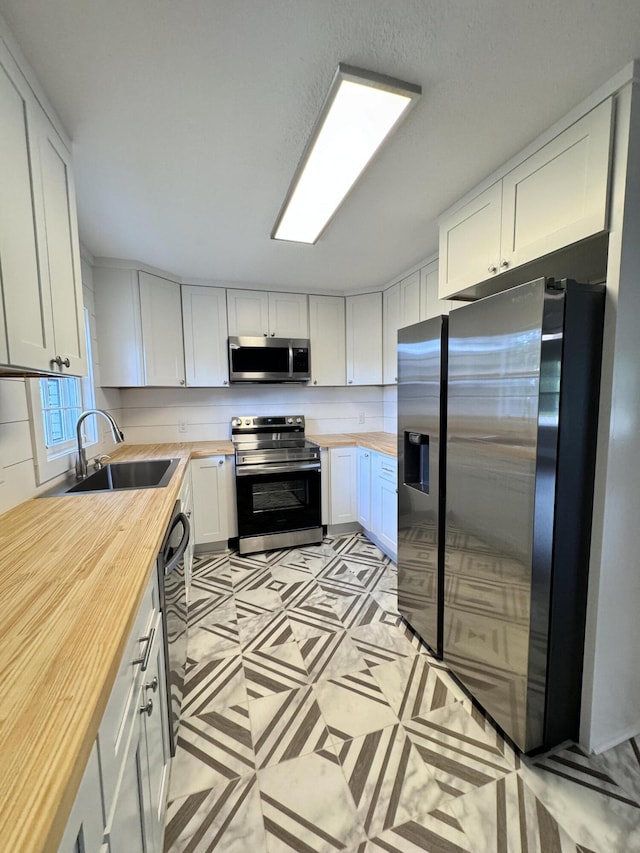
[98,570,158,819]
[375,453,397,484]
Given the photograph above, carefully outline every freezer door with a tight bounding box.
[444,277,562,751]
[397,316,447,657]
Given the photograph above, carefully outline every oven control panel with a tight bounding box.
[231,415,305,432]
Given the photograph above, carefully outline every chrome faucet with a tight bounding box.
[75,409,125,479]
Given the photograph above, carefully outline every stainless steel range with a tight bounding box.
[231,415,323,555]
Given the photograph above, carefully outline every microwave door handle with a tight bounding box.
[288,343,294,378]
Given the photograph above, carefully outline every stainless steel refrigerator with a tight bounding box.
[397,315,448,659]
[398,277,605,753]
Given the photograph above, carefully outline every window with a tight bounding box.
[28,309,98,484]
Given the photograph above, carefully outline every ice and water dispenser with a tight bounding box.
[403,431,430,493]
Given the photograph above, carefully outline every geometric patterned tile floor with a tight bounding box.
[163,532,640,853]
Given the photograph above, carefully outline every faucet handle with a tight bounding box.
[93,454,111,471]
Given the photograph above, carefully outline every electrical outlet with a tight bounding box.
[358,412,365,424]
[178,422,188,434]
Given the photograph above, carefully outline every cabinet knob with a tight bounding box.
[500,258,509,269]
[51,355,71,369]
[140,698,153,717]
[271,332,275,337]
[218,459,224,465]
[313,380,317,385]
[264,333,268,337]
[348,379,353,384]
[145,676,158,692]
[365,453,369,457]
[179,379,185,385]
[488,265,497,274]
[223,380,228,385]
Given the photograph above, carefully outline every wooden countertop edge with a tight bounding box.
[307,431,397,457]
[0,441,231,853]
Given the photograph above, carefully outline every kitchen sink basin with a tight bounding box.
[64,458,180,494]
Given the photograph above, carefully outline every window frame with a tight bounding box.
[27,309,98,485]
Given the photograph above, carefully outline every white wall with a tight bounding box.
[0,255,122,516]
[119,384,384,443]
[580,81,640,753]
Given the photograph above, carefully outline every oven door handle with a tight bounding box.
[236,461,320,476]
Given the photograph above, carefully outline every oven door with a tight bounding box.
[235,462,321,538]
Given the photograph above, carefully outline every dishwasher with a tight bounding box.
[157,500,190,756]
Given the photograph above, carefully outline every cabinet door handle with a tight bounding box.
[488,264,497,274]
[313,380,317,385]
[132,627,155,671]
[179,379,185,385]
[145,676,158,692]
[51,355,71,369]
[218,459,224,465]
[264,332,268,337]
[348,379,353,384]
[223,380,228,385]
[500,258,509,269]
[140,698,153,717]
[271,332,275,336]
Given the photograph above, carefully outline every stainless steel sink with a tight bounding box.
[67,459,179,493]
[38,458,180,496]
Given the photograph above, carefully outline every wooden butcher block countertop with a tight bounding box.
[307,431,397,457]
[0,441,233,853]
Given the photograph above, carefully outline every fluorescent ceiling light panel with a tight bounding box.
[272,64,421,244]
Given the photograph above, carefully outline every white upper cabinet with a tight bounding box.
[439,97,614,299]
[139,272,186,386]
[268,292,309,337]
[439,182,503,298]
[0,41,85,375]
[346,292,382,386]
[182,285,229,387]
[38,119,86,375]
[382,284,400,385]
[420,261,454,319]
[95,268,186,387]
[398,270,421,327]
[308,295,345,386]
[227,290,308,338]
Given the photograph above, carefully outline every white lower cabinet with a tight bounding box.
[61,568,170,853]
[356,450,397,561]
[357,447,372,529]
[370,454,398,561]
[57,744,104,853]
[328,446,358,524]
[191,456,236,547]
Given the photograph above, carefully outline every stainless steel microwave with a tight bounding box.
[228,336,311,383]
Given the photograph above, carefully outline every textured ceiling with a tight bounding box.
[2,0,640,292]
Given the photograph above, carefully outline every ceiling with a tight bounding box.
[2,1,640,294]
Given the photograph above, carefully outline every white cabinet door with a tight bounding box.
[357,447,372,529]
[346,292,382,386]
[139,617,171,853]
[329,447,357,524]
[0,46,53,372]
[38,120,86,375]
[182,285,229,387]
[399,270,421,328]
[94,268,144,387]
[308,295,345,386]
[139,272,186,387]
[57,744,104,853]
[268,292,308,337]
[371,453,398,559]
[105,708,147,853]
[191,456,230,545]
[501,98,613,270]
[226,289,270,337]
[382,284,400,385]
[438,182,503,299]
[420,262,453,320]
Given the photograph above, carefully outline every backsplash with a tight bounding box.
[119,384,388,443]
